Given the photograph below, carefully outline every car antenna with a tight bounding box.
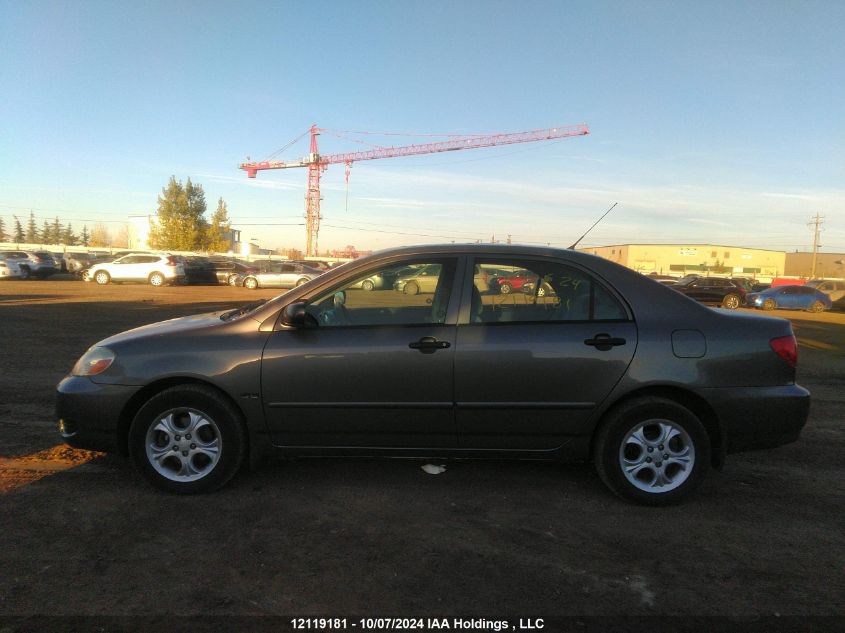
[569,202,618,249]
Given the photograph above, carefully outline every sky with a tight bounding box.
[1,0,843,254]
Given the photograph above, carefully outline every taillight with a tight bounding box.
[166,256,178,267]
[770,335,798,367]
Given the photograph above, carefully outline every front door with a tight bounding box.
[454,257,637,449]
[261,257,462,447]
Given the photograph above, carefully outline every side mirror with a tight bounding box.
[281,302,318,328]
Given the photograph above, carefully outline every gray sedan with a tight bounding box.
[57,244,809,504]
[239,262,323,289]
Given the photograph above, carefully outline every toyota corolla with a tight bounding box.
[57,244,810,504]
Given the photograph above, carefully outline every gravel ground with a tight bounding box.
[1,279,843,629]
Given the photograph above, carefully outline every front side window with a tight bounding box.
[305,259,457,327]
[469,258,627,323]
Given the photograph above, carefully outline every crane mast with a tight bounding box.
[240,123,589,256]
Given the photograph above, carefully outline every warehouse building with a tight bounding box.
[579,244,786,279]
[784,252,845,279]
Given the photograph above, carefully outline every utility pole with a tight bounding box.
[808,213,824,279]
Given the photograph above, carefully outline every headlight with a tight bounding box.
[72,347,115,376]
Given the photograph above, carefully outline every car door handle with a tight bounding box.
[409,336,451,354]
[584,333,626,351]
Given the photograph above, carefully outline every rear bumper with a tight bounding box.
[699,384,810,453]
[56,376,141,453]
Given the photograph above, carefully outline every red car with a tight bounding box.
[491,269,538,294]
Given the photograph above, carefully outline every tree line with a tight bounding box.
[0,176,233,252]
[0,211,99,246]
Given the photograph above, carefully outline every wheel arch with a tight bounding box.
[117,377,254,464]
[590,385,725,469]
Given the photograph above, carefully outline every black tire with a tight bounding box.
[722,293,740,309]
[593,397,710,506]
[128,384,246,494]
[808,301,824,313]
[94,270,110,285]
[403,281,419,295]
[762,298,776,311]
[499,282,512,294]
[19,266,31,280]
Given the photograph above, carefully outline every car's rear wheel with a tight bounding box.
[593,397,710,505]
[19,266,31,280]
[295,278,308,287]
[149,272,165,287]
[403,281,419,295]
[244,277,258,289]
[227,274,239,286]
[499,282,512,294]
[362,279,375,291]
[809,301,825,313]
[762,298,776,311]
[128,385,246,494]
[722,293,740,309]
[94,271,110,285]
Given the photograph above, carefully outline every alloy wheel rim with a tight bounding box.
[726,296,739,308]
[619,419,695,493]
[150,274,162,286]
[145,408,222,482]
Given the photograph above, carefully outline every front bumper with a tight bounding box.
[56,376,141,453]
[699,384,810,453]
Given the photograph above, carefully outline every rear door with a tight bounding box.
[454,256,637,449]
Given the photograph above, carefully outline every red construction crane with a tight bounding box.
[239,123,589,256]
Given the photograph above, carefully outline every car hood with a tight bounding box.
[96,311,239,347]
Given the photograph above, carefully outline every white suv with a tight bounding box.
[87,254,186,286]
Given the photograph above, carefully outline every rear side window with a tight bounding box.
[470,258,628,324]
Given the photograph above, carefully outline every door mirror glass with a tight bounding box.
[281,302,319,328]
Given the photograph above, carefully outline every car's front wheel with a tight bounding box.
[227,274,239,286]
[244,277,258,289]
[361,279,375,291]
[593,397,710,505]
[403,281,419,295]
[94,271,110,285]
[498,282,512,294]
[128,385,246,494]
[762,298,776,311]
[808,301,825,313]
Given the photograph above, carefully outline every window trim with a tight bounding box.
[458,255,633,326]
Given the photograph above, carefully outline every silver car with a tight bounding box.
[241,262,323,290]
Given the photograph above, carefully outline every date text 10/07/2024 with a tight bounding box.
[289,618,545,631]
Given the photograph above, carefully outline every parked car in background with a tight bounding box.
[58,243,810,504]
[392,263,442,294]
[86,254,186,286]
[0,252,26,279]
[746,286,833,312]
[179,256,218,285]
[489,269,537,294]
[3,251,60,279]
[670,277,747,309]
[208,259,259,286]
[730,277,770,293]
[239,261,323,289]
[65,252,97,275]
[805,279,845,305]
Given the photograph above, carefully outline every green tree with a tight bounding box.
[80,225,90,247]
[63,223,77,246]
[26,211,38,243]
[204,197,232,252]
[0,216,6,242]
[13,216,24,242]
[52,217,62,243]
[148,176,208,251]
[41,220,51,244]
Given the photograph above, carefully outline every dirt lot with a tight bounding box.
[1,278,843,628]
